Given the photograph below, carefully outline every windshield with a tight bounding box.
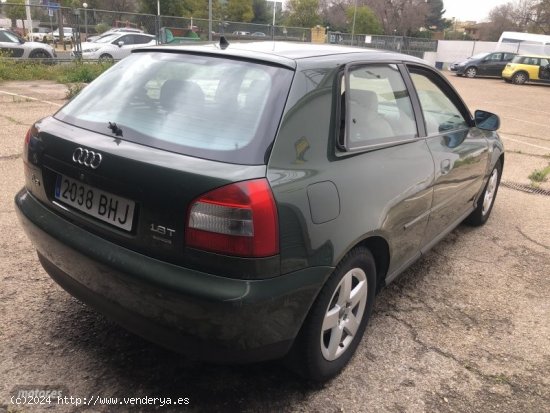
[95,34,119,43]
[3,31,22,43]
[469,53,489,60]
[55,52,294,165]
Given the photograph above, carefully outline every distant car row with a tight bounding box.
[450,51,550,85]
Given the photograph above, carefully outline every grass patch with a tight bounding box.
[528,164,550,184]
[0,58,112,84]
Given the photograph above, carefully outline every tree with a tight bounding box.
[252,0,270,23]
[425,0,446,30]
[139,0,186,16]
[286,0,321,28]
[5,0,25,30]
[346,5,383,34]
[320,0,348,32]
[225,0,254,22]
[366,0,429,35]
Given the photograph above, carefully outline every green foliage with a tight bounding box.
[0,58,111,84]
[95,23,110,35]
[425,0,447,30]
[139,0,186,16]
[286,0,320,28]
[529,165,550,183]
[65,83,86,100]
[252,0,270,24]
[226,0,254,22]
[346,5,383,35]
[5,0,26,25]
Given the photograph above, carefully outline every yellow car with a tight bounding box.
[502,54,550,84]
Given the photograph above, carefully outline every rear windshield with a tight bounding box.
[55,52,294,164]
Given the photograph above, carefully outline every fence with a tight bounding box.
[0,2,310,45]
[327,32,438,58]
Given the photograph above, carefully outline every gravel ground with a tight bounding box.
[0,75,549,413]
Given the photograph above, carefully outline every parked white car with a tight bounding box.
[87,27,144,42]
[74,32,156,61]
[0,28,56,58]
[28,27,51,42]
[51,27,74,42]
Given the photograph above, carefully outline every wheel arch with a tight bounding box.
[357,236,390,293]
[512,70,529,83]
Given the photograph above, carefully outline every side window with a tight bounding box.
[504,53,515,60]
[0,32,8,42]
[136,35,152,44]
[341,64,417,149]
[409,68,469,136]
[115,35,132,45]
[489,53,502,61]
[540,58,549,67]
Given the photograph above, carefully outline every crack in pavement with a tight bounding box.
[0,114,27,126]
[380,307,550,403]
[0,154,21,161]
[516,227,550,251]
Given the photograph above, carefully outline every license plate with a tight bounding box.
[55,174,135,231]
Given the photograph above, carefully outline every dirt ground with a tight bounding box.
[0,74,549,413]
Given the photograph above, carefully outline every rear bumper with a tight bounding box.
[15,189,332,363]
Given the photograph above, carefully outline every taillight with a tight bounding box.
[186,179,279,257]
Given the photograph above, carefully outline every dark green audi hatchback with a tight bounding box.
[15,42,504,381]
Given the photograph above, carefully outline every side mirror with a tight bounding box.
[475,110,500,131]
[117,41,124,47]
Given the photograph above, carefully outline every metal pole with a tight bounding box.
[156,0,160,45]
[25,0,32,36]
[272,0,276,39]
[351,0,357,46]
[208,0,212,41]
[83,3,88,39]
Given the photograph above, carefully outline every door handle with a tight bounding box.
[441,159,451,175]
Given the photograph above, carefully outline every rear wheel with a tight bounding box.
[512,72,528,84]
[464,160,502,226]
[287,247,377,381]
[465,66,477,78]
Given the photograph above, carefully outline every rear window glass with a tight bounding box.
[55,52,294,165]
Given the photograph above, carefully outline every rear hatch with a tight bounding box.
[24,50,294,277]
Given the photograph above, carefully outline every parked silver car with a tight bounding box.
[0,28,56,58]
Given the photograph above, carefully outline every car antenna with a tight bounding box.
[219,36,229,50]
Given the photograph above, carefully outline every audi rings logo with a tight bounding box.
[72,148,102,169]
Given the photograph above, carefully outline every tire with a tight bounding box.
[30,50,51,59]
[512,72,528,85]
[99,53,114,63]
[464,160,502,226]
[465,66,477,78]
[286,247,377,382]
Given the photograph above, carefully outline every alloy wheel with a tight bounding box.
[320,267,368,361]
[482,168,499,216]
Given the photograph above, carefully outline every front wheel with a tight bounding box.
[465,66,477,78]
[465,160,502,226]
[287,247,377,381]
[30,50,51,59]
[99,53,114,63]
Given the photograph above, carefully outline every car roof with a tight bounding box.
[515,54,550,58]
[133,41,426,69]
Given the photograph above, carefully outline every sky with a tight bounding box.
[443,0,509,22]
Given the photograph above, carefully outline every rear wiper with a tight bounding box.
[108,121,123,137]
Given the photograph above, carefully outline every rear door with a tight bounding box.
[406,65,490,246]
